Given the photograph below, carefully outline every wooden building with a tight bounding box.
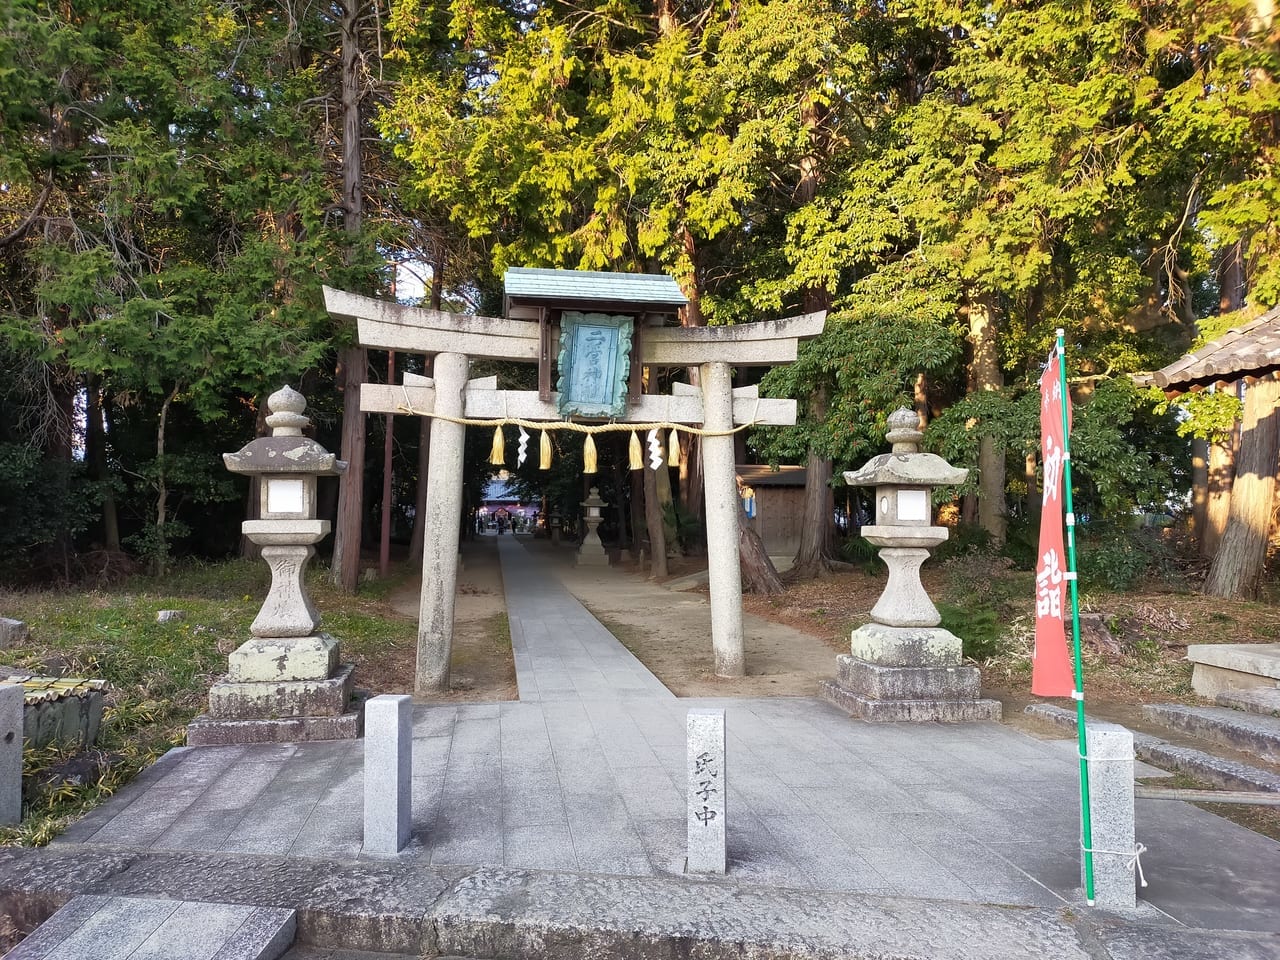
[737,464,807,556]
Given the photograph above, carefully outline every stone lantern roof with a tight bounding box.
[223,386,347,476]
[844,408,967,489]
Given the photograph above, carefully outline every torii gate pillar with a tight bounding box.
[417,351,468,693]
[701,361,745,677]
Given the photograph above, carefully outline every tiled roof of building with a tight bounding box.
[1154,305,1280,391]
[504,268,687,311]
[736,464,807,486]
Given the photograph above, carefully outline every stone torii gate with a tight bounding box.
[323,272,824,695]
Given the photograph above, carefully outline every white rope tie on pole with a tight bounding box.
[1080,839,1148,888]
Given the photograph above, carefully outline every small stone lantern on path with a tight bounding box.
[577,486,609,566]
[820,409,1001,722]
[187,386,362,745]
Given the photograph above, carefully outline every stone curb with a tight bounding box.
[3,846,1279,960]
[1024,704,1280,793]
[1142,704,1280,765]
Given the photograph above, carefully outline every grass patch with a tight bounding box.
[490,612,512,651]
[0,558,413,846]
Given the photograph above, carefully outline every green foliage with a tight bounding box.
[1077,525,1179,592]
[927,375,1189,520]
[662,500,704,555]
[938,600,1006,663]
[0,444,102,581]
[1160,389,1242,444]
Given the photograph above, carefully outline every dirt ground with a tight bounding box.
[381,536,518,702]
[531,538,844,697]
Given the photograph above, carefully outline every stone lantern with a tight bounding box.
[577,486,609,566]
[820,408,1001,722]
[187,386,362,745]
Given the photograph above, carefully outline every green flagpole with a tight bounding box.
[1057,328,1095,905]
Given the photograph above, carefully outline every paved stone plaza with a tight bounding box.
[4,535,1278,956]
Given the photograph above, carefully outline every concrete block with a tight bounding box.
[686,708,726,874]
[186,708,362,746]
[364,694,413,856]
[155,610,186,624]
[820,681,1002,722]
[836,655,981,700]
[1186,642,1280,697]
[1084,722,1138,911]
[848,623,962,667]
[1,682,22,825]
[0,617,29,647]
[207,664,354,720]
[228,634,341,683]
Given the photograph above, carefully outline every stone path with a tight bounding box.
[7,895,294,960]
[41,537,1280,938]
[499,535,673,702]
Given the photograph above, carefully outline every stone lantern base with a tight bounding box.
[186,636,364,746]
[820,623,1002,723]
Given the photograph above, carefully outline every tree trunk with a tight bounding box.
[739,508,783,594]
[612,454,629,548]
[1197,242,1247,556]
[792,388,837,579]
[1204,429,1237,558]
[85,374,120,551]
[1190,438,1208,546]
[788,92,838,580]
[408,263,438,560]
[630,467,645,557]
[1206,376,1280,598]
[153,383,181,577]
[409,412,432,563]
[330,0,368,592]
[968,294,1006,545]
[643,371,669,577]
[913,372,930,428]
[332,347,367,590]
[676,226,705,534]
[1024,451,1040,530]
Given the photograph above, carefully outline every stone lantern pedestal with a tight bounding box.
[576,486,610,566]
[820,409,1001,722]
[187,386,363,745]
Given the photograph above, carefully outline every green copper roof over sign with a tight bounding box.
[504,267,688,310]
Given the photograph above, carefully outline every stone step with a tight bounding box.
[1185,641,1280,698]
[822,681,1002,722]
[1142,703,1280,765]
[1217,686,1280,718]
[835,655,981,700]
[1024,704,1280,794]
[7,895,295,960]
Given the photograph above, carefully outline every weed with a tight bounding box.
[491,613,512,651]
[0,558,415,846]
[938,601,1006,662]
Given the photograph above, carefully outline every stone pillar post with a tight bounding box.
[417,351,469,695]
[364,694,413,856]
[1086,723,1138,910]
[1,682,22,825]
[700,361,745,678]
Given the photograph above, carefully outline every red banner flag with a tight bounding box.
[1033,350,1074,697]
